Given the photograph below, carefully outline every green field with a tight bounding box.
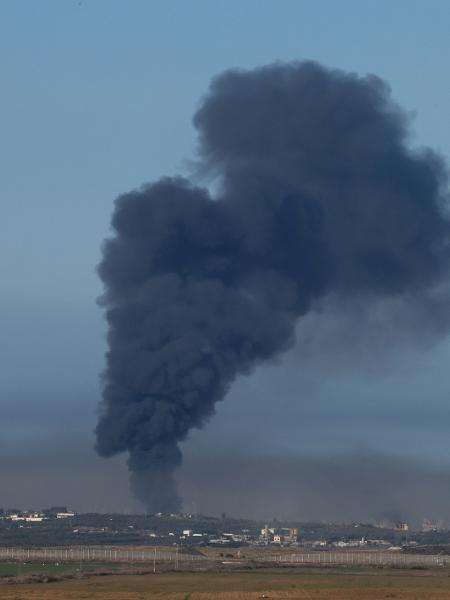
[0,560,130,577]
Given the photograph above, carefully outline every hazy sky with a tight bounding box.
[1,0,450,520]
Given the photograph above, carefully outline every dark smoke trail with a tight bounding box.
[95,61,449,512]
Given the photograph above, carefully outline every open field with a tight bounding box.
[0,561,130,577]
[2,569,450,599]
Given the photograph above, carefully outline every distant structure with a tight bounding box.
[422,518,443,532]
[7,512,43,523]
[43,506,75,519]
[56,510,75,519]
[0,507,76,523]
[290,528,298,543]
[259,525,299,545]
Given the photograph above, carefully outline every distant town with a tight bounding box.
[0,508,448,551]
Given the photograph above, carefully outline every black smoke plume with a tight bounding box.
[96,61,449,512]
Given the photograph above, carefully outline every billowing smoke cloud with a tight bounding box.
[95,61,449,512]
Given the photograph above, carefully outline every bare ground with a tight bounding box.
[1,568,450,599]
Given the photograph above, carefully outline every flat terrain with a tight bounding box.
[2,569,450,599]
[0,561,127,577]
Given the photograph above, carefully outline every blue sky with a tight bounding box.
[1,0,450,517]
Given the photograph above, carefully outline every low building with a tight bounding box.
[25,513,44,522]
[273,534,282,544]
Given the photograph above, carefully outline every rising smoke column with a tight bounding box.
[96,61,449,512]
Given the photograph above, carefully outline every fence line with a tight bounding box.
[254,550,448,568]
[0,546,447,568]
[0,546,204,563]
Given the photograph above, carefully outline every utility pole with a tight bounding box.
[153,547,156,574]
